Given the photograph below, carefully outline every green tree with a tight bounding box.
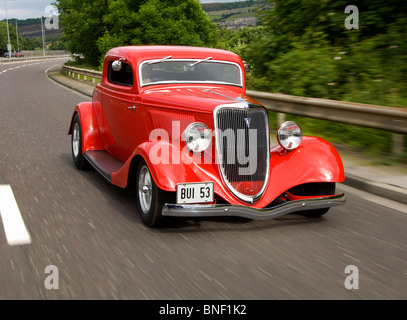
[55,0,110,66]
[245,0,407,100]
[55,0,218,66]
[0,21,20,53]
[20,37,44,50]
[48,40,67,50]
[260,0,407,45]
[97,0,218,59]
[217,26,267,59]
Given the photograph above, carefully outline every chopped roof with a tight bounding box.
[105,45,243,65]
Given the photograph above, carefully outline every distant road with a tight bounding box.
[0,51,70,63]
[0,59,406,299]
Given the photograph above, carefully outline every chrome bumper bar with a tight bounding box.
[162,193,345,220]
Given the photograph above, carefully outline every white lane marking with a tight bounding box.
[1,61,62,77]
[0,185,31,246]
[44,63,61,74]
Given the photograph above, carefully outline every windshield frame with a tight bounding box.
[139,59,243,88]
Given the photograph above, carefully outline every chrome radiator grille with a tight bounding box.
[214,104,269,203]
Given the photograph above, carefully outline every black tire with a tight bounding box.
[297,183,336,218]
[135,160,167,227]
[71,113,88,170]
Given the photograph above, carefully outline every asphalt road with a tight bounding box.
[0,59,406,300]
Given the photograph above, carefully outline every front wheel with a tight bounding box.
[71,113,88,170]
[135,160,167,227]
[296,182,336,218]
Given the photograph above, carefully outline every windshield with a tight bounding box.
[140,59,242,87]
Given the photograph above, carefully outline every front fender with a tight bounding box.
[68,102,104,153]
[111,140,225,192]
[270,136,345,185]
[254,136,345,207]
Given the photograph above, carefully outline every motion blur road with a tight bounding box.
[0,59,406,300]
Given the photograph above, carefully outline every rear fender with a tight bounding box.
[68,102,104,153]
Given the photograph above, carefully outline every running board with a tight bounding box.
[84,150,124,182]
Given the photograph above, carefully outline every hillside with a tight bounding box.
[201,0,268,12]
[6,18,62,39]
[201,0,271,29]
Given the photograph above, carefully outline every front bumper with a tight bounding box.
[162,193,345,220]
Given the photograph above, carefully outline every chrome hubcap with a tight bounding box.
[72,123,80,158]
[138,165,152,214]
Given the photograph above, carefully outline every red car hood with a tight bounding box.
[141,85,252,113]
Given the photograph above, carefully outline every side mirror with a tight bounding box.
[112,60,123,71]
[243,61,250,74]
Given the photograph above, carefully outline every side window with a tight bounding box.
[108,61,134,87]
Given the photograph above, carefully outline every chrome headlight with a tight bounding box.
[277,121,303,151]
[183,122,211,152]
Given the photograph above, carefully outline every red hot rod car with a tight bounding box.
[68,45,345,227]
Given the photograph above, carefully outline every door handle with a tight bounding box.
[127,105,137,111]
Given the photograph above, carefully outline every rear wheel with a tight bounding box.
[293,183,336,218]
[135,160,167,227]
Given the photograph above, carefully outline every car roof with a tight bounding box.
[105,45,243,66]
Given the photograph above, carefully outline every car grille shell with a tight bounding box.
[214,103,269,203]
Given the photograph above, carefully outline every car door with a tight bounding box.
[100,59,145,162]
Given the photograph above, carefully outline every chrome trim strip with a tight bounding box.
[162,194,345,220]
[139,59,243,87]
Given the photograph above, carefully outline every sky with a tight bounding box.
[0,0,57,19]
[0,0,243,20]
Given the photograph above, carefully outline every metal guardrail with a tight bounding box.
[247,90,407,135]
[62,65,102,84]
[0,54,71,65]
[246,91,407,154]
[62,65,406,153]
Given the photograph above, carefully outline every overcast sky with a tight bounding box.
[0,0,242,20]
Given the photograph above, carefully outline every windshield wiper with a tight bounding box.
[148,55,172,65]
[189,56,212,67]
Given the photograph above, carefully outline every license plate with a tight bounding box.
[176,182,214,204]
